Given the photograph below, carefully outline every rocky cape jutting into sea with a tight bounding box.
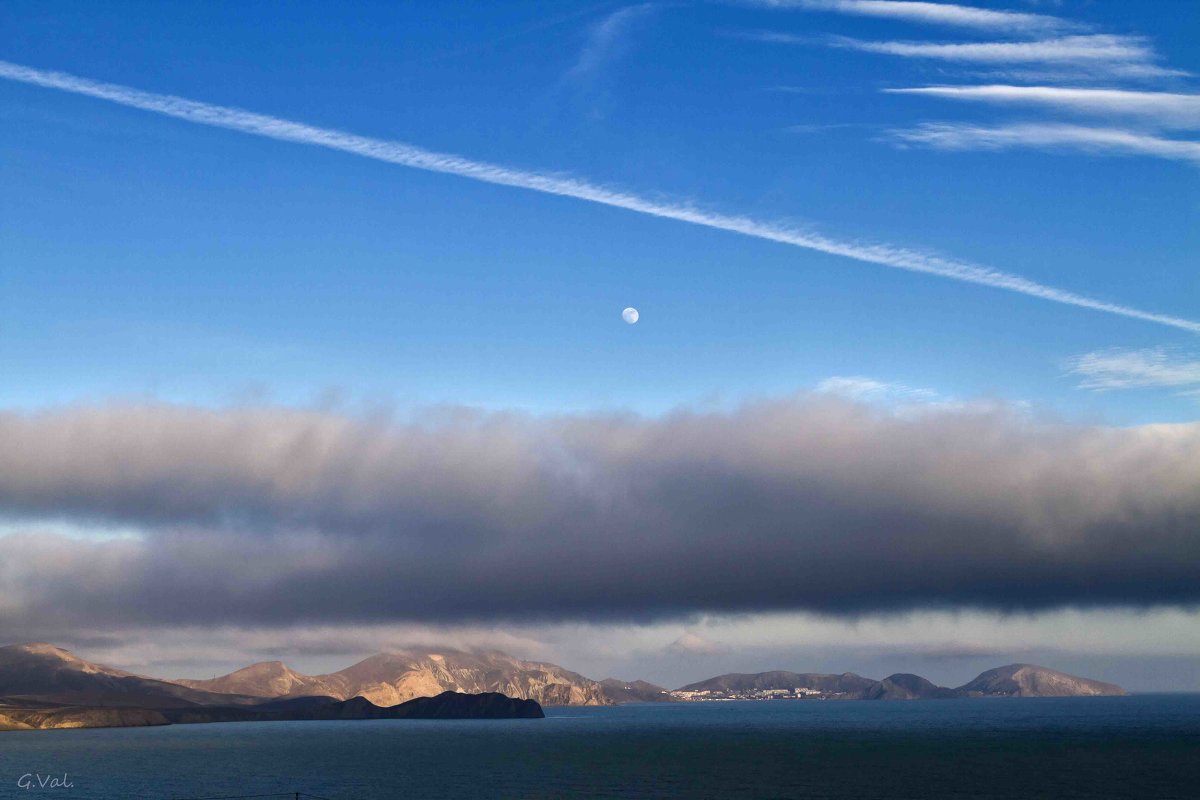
[0,643,1124,731]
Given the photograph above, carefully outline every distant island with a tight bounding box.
[0,642,1124,731]
[672,664,1126,701]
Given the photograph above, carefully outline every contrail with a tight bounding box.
[3,59,1197,333]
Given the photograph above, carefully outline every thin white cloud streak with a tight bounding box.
[748,31,1183,79]
[745,0,1073,34]
[3,59,1198,334]
[833,33,1154,63]
[1068,348,1200,391]
[564,4,655,83]
[888,85,1200,129]
[815,375,941,403]
[963,64,1192,82]
[891,122,1200,164]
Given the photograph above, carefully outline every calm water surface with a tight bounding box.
[1,695,1198,799]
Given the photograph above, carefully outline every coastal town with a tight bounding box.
[670,687,835,702]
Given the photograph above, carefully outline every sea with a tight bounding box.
[1,695,1198,799]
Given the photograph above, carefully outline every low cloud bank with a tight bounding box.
[1,397,1198,632]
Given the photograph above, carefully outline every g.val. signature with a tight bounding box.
[16,773,74,790]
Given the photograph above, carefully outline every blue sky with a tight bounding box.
[3,0,1198,422]
[3,3,1200,689]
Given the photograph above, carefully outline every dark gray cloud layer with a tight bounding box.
[1,398,1199,631]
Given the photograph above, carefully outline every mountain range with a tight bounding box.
[676,664,1126,699]
[0,642,1126,730]
[0,644,547,730]
[177,648,611,707]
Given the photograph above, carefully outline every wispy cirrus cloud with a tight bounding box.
[887,85,1200,129]
[1067,348,1200,392]
[3,60,1197,332]
[815,375,942,404]
[889,122,1200,165]
[831,33,1154,64]
[744,0,1075,34]
[563,4,657,84]
[748,2,1192,164]
[960,65,1193,84]
[749,30,1184,81]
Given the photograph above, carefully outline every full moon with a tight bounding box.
[622,307,640,324]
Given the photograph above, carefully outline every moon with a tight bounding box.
[622,307,640,325]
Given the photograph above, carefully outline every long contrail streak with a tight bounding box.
[3,59,1197,333]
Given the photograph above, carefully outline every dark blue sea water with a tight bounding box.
[2,695,1198,799]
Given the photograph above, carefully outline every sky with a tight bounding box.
[1,1,1199,691]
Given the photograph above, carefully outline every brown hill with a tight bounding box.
[175,660,335,699]
[957,664,1126,697]
[180,648,611,707]
[0,643,256,708]
[866,673,961,700]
